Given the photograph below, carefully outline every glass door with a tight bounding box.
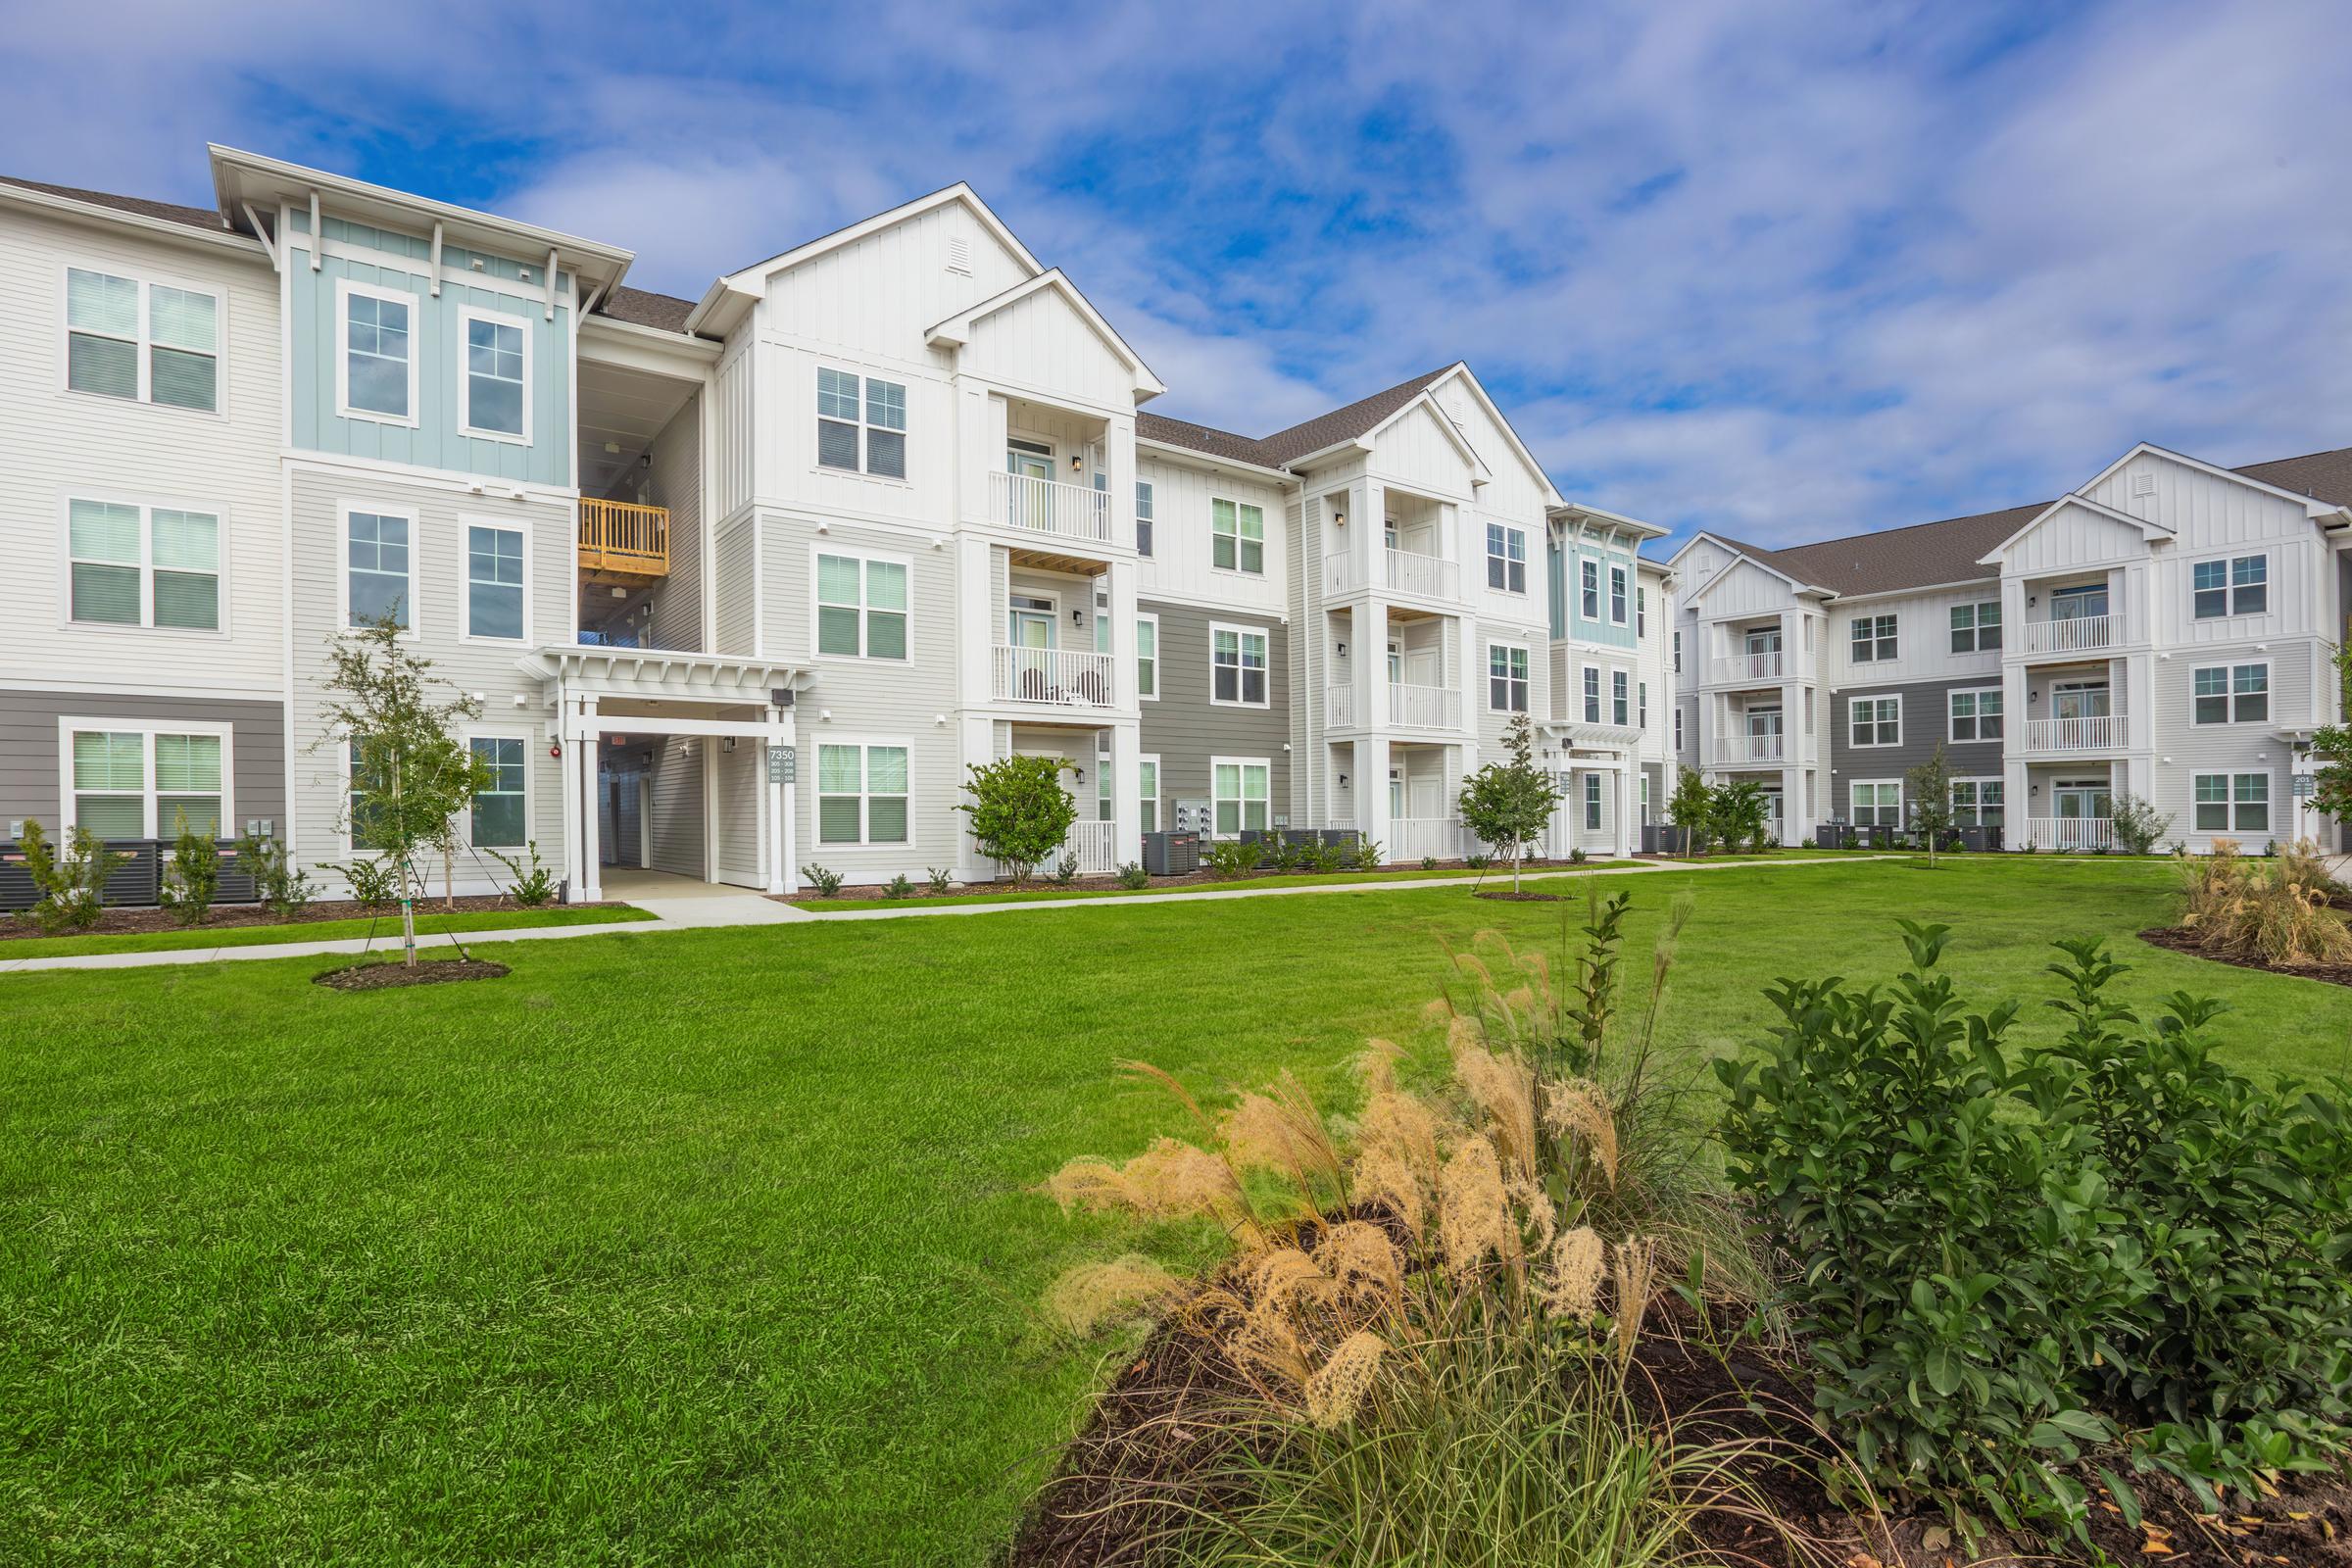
[1745,705,1783,760]
[2051,682,2109,720]
[1007,440,1054,529]
[1007,594,1056,699]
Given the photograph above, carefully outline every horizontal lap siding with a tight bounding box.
[648,745,706,878]
[1137,598,1291,825]
[1829,677,2004,804]
[0,690,286,834]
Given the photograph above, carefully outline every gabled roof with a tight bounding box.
[2082,441,2352,519]
[596,285,699,335]
[1977,493,2171,567]
[1254,366,1456,466]
[925,267,1165,399]
[0,172,226,232]
[1136,412,1283,470]
[718,180,1042,287]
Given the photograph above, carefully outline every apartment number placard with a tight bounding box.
[769,745,796,784]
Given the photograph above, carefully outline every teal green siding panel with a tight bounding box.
[1565,545,1639,650]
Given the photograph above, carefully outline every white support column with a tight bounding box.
[1354,735,1391,856]
[1107,556,1140,710]
[778,711,799,895]
[1359,598,1389,728]
[575,699,603,902]
[559,694,584,902]
[956,535,993,710]
[1111,719,1143,868]
[764,707,789,896]
[1614,762,1635,860]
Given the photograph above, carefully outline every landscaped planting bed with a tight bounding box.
[0,901,651,958]
[783,858,1638,908]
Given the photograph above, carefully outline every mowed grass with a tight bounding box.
[798,859,1642,909]
[0,903,651,959]
[4,858,2347,1565]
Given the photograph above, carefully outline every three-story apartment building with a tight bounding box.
[0,148,1679,903]
[1671,444,2352,850]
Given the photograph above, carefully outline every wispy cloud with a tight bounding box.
[6,0,2347,545]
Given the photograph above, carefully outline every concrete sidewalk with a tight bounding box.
[0,854,1892,975]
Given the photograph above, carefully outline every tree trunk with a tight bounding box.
[399,855,418,967]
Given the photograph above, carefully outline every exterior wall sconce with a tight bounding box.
[1071,609,1084,625]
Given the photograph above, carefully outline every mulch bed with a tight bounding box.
[314,958,511,991]
[0,895,610,942]
[2139,926,2352,989]
[1473,889,1568,902]
[776,860,1600,905]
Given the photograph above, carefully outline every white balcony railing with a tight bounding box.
[1713,732,1786,765]
[1714,650,1785,685]
[1391,682,1462,730]
[1063,820,1116,874]
[2021,613,2116,657]
[1326,683,1355,727]
[1324,552,1365,595]
[989,469,1112,545]
[992,645,1117,707]
[2022,713,2128,752]
[1390,816,1463,861]
[2024,816,2115,852]
[1387,548,1458,599]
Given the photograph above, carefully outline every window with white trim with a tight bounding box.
[1582,665,1601,723]
[340,283,416,421]
[1609,564,1629,625]
[2192,663,2267,724]
[1135,481,1154,556]
[1212,758,1270,835]
[1580,558,1599,618]
[1636,586,1647,636]
[1138,755,1160,834]
[1486,524,1526,593]
[346,509,415,630]
[67,725,224,838]
[1212,499,1264,574]
[1212,624,1268,706]
[1584,772,1602,830]
[1949,600,2001,654]
[67,267,220,412]
[2193,772,2269,834]
[1638,681,1648,730]
[1948,687,2002,742]
[817,743,909,844]
[460,309,528,439]
[816,367,907,478]
[1849,780,1902,829]
[1673,707,1684,751]
[68,497,220,631]
[1849,694,1900,748]
[1135,613,1158,699]
[1850,613,1897,663]
[466,524,526,641]
[1950,779,2004,829]
[468,737,527,846]
[816,552,909,660]
[1672,630,1681,672]
[2192,555,2267,618]
[1611,669,1629,725]
[1489,644,1529,712]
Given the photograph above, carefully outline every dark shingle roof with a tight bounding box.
[0,173,230,233]
[596,285,698,334]
[1139,366,1461,469]
[2235,445,2352,509]
[1135,412,1277,467]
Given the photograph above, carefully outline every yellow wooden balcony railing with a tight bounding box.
[578,498,669,579]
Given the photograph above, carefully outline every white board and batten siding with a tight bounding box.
[1134,453,1289,617]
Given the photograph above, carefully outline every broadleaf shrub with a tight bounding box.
[1204,840,1262,880]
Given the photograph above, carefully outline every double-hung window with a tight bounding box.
[1611,669,1630,725]
[1672,630,1682,672]
[2193,555,2268,618]
[1850,613,1897,663]
[1673,707,1684,751]
[1486,524,1526,593]
[1849,694,1900,748]
[816,552,909,660]
[1578,665,1599,723]
[1636,587,1647,636]
[1138,756,1160,834]
[1580,559,1600,619]
[817,743,910,844]
[67,267,220,412]
[1948,687,2002,742]
[1135,613,1158,699]
[67,725,224,838]
[1850,781,1902,829]
[2194,772,2270,834]
[1212,759,1270,836]
[1135,481,1155,556]
[466,523,526,641]
[1488,645,1529,712]
[69,498,220,630]
[468,737,527,846]
[815,367,907,477]
[1212,499,1264,574]
[1950,600,2001,653]
[1212,624,1268,706]
[339,282,416,422]
[1584,773,1602,830]
[1950,779,2005,829]
[1609,564,1629,625]
[1638,682,1648,730]
[345,508,416,630]
[460,309,528,439]
[2192,663,2267,724]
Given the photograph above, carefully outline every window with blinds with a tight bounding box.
[816,368,908,477]
[68,498,220,630]
[69,728,222,838]
[67,268,220,412]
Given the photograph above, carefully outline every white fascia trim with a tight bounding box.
[925,268,1166,399]
[1361,387,1494,485]
[719,181,1043,293]
[1135,437,1298,484]
[1977,492,2172,566]
[2084,441,2350,521]
[579,312,723,362]
[0,182,270,261]
[1831,577,2003,605]
[1438,365,1564,505]
[1552,501,1670,543]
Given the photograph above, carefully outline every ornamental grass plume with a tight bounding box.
[1543,1076,1621,1186]
[1044,1254,1184,1335]
[1348,1145,1427,1238]
[1449,1019,1539,1179]
[1249,1247,1335,1310]
[1612,1234,1659,1369]
[1438,1135,1516,1278]
[1313,1221,1405,1316]
[1357,1086,1444,1180]
[1045,1136,1256,1238]
[1302,1330,1389,1429]
[1228,1292,1313,1391]
[1354,1037,1407,1098]
[1539,1225,1607,1320]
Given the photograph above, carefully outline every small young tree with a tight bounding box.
[1454,713,1562,891]
[2311,642,2352,844]
[314,614,493,966]
[1666,765,1714,858]
[1710,779,1771,854]
[956,754,1077,888]
[1905,743,1957,866]
[2110,793,2174,857]
[159,808,220,928]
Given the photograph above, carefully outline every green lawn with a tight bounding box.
[801,859,1642,909]
[0,903,652,958]
[4,858,2346,1565]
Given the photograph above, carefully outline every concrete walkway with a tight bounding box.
[0,854,1894,975]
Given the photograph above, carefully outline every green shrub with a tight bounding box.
[955,755,1077,888]
[499,842,557,906]
[234,832,316,922]
[159,810,219,928]
[2111,793,2174,856]
[1050,854,1080,886]
[1568,847,1587,865]
[1349,837,1382,872]
[1204,840,1262,880]
[1268,836,1305,872]
[1463,852,1491,870]
[883,873,915,900]
[1115,861,1150,891]
[1420,856,1439,871]
[800,863,844,897]
[20,819,127,934]
[926,866,956,895]
[330,855,401,910]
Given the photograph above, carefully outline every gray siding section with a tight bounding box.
[1138,597,1292,824]
[0,690,286,836]
[1828,676,2006,811]
[645,395,705,652]
[649,743,706,878]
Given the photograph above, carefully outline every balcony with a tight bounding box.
[992,645,1116,708]
[989,470,1112,547]
[578,499,669,580]
[1062,819,1116,874]
[1326,683,1354,727]
[1390,815,1464,861]
[1713,650,1785,685]
[1323,549,1460,600]
[2019,613,2117,658]
[1391,682,1462,730]
[1713,732,1786,765]
[2024,816,2115,852]
[2021,713,2129,753]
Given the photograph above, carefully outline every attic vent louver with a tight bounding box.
[2132,472,2157,498]
[946,236,972,276]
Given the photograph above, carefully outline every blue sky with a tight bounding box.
[8,0,2350,547]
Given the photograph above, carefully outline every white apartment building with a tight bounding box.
[0,149,1679,905]
[1670,444,2352,851]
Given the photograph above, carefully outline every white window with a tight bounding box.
[1950,600,2001,654]
[815,367,907,478]
[1948,687,2002,743]
[61,720,229,839]
[815,551,910,660]
[1672,630,1682,672]
[1641,772,1652,822]
[1489,644,1529,712]
[1849,780,1902,828]
[1582,665,1601,723]
[466,522,527,642]
[2191,663,2268,725]
[817,742,910,844]
[67,497,220,632]
[1637,586,1647,636]
[1486,524,1527,593]
[1850,613,1897,663]
[1138,754,1160,834]
[2192,555,2267,619]
[1584,772,1602,830]
[1638,681,1648,730]
[1580,558,1599,619]
[1609,564,1630,625]
[65,266,220,413]
[337,280,417,424]
[2193,772,2270,834]
[343,506,416,631]
[1136,613,1158,700]
[1136,481,1154,556]
[468,737,528,846]
[1673,707,1684,751]
[1212,623,1268,706]
[1611,669,1630,725]
[1849,693,1900,748]
[1212,498,1264,574]
[1211,757,1270,836]
[459,308,529,440]
[1950,779,2005,829]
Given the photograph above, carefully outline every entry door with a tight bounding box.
[1760,787,1784,838]
[2052,682,2109,720]
[1403,647,1439,688]
[1744,628,1783,655]
[2054,781,2112,819]
[1007,596,1056,700]
[1007,441,1054,528]
[2052,584,2108,621]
